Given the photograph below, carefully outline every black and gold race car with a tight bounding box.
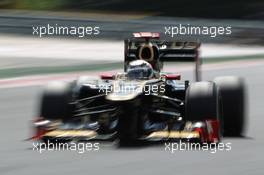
[32,32,246,145]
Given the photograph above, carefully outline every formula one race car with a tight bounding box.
[32,32,246,145]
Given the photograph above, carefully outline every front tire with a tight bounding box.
[185,81,219,121]
[185,81,222,142]
[214,76,246,136]
[40,82,73,120]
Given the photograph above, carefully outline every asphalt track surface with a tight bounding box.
[0,60,263,175]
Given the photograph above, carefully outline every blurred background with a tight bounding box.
[0,0,264,77]
[0,1,264,175]
[1,0,264,19]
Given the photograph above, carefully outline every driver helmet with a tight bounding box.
[127,60,154,80]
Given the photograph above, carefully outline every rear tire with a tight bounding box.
[214,76,246,136]
[40,82,73,120]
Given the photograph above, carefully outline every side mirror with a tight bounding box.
[100,73,115,80]
[163,74,181,80]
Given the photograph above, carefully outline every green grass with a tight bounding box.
[0,62,122,79]
[14,0,67,10]
[1,54,264,79]
[203,54,264,63]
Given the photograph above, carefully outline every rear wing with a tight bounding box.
[124,38,201,81]
[158,41,200,62]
